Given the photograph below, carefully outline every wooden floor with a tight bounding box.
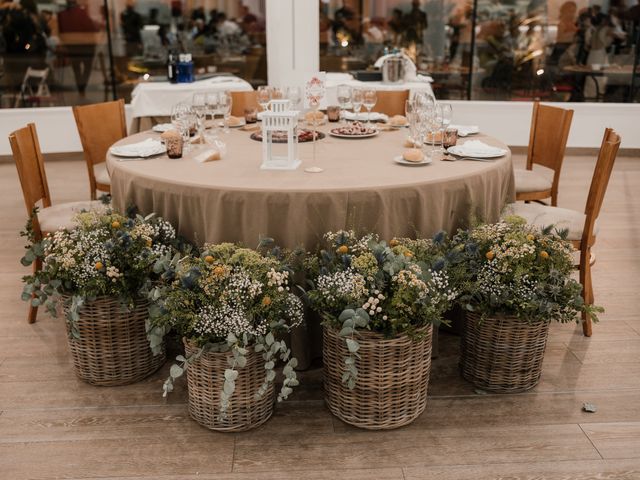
[1,153,639,480]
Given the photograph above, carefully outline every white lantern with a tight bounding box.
[260,100,301,171]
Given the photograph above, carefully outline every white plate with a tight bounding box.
[450,125,480,137]
[110,140,167,158]
[447,145,507,159]
[152,123,174,133]
[393,155,432,166]
[329,129,379,139]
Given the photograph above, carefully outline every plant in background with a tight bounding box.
[305,230,457,388]
[151,240,303,414]
[21,208,179,350]
[452,215,602,323]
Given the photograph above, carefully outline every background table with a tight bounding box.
[108,125,514,367]
[129,75,252,132]
[325,72,435,107]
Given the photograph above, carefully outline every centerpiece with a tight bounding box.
[306,231,457,429]
[150,241,303,432]
[21,209,177,385]
[453,216,602,392]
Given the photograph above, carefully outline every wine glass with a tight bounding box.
[362,89,377,127]
[438,103,453,153]
[286,86,302,110]
[219,91,233,133]
[192,93,207,141]
[171,102,193,153]
[351,88,364,121]
[205,92,219,136]
[336,85,352,125]
[271,87,285,100]
[257,86,271,112]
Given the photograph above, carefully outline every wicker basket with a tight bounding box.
[184,339,275,432]
[63,296,165,386]
[323,324,433,430]
[460,311,550,393]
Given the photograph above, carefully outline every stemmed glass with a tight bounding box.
[271,87,285,100]
[438,103,453,153]
[205,92,219,137]
[257,86,271,112]
[286,86,302,111]
[192,93,207,142]
[424,104,443,155]
[171,102,192,153]
[362,89,377,127]
[405,100,420,147]
[337,85,352,125]
[351,88,364,122]
[219,91,233,133]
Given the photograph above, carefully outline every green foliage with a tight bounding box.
[451,216,602,323]
[305,230,458,388]
[20,207,180,351]
[151,241,303,414]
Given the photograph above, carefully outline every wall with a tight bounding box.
[0,100,637,156]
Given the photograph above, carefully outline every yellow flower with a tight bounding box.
[95,261,103,270]
[540,251,549,259]
[262,296,272,306]
[389,238,399,247]
[213,266,225,276]
[403,251,413,258]
[111,220,121,229]
[146,239,152,248]
[337,245,349,255]
[204,255,214,264]
[486,251,495,260]
[526,234,534,241]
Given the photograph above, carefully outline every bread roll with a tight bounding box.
[160,129,181,141]
[402,148,424,163]
[390,115,408,127]
[304,111,325,123]
[227,116,243,127]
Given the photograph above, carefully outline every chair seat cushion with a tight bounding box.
[503,202,598,241]
[514,168,553,194]
[94,163,111,186]
[39,200,106,232]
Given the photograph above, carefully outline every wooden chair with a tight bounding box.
[230,91,258,117]
[515,102,574,206]
[9,123,104,323]
[72,99,127,200]
[372,90,410,117]
[506,128,621,337]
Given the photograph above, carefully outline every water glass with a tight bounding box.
[286,86,302,110]
[257,86,271,112]
[336,84,352,124]
[192,93,207,140]
[219,91,233,133]
[351,88,364,120]
[363,89,377,126]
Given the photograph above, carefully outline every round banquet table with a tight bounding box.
[107,126,515,250]
[107,125,514,367]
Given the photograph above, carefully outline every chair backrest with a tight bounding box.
[9,124,51,230]
[231,90,258,117]
[527,102,573,174]
[372,90,410,117]
[582,128,621,244]
[73,99,127,169]
[15,67,51,107]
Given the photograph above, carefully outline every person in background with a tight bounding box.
[57,0,98,96]
[217,12,240,36]
[120,0,143,57]
[405,0,428,45]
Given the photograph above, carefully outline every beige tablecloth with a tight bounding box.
[107,126,514,366]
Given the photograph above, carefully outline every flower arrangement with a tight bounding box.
[150,241,303,414]
[21,208,178,346]
[305,230,457,388]
[452,216,601,323]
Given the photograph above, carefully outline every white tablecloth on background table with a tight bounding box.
[324,72,435,107]
[130,76,253,118]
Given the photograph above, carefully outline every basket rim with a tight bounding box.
[323,323,432,341]
[466,310,551,325]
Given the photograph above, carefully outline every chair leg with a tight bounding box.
[579,247,593,337]
[27,257,42,324]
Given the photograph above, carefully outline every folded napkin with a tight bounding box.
[455,140,506,156]
[449,124,479,137]
[152,123,173,133]
[192,147,221,163]
[344,111,389,122]
[416,74,434,83]
[110,138,165,158]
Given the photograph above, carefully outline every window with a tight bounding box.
[319,0,639,102]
